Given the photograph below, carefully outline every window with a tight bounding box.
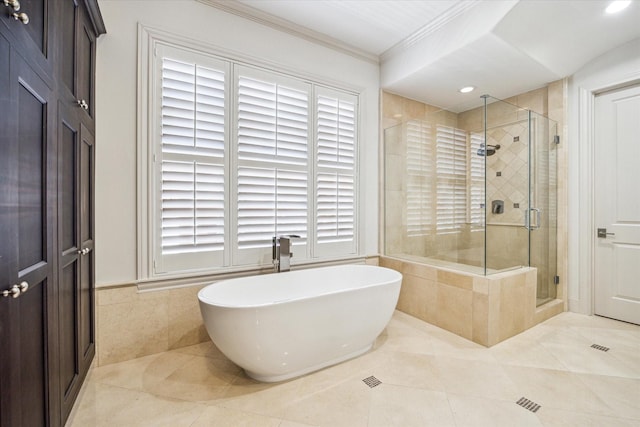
[151,44,358,276]
[405,120,433,236]
[436,125,467,234]
[316,88,357,256]
[469,132,485,230]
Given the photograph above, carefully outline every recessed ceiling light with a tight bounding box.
[606,1,631,14]
[459,86,475,93]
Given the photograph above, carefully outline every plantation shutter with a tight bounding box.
[235,68,310,262]
[469,132,485,230]
[316,88,357,255]
[436,125,467,234]
[156,53,228,273]
[406,120,433,236]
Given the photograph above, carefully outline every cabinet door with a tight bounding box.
[57,106,96,422]
[76,5,96,124]
[79,123,95,368]
[59,0,78,101]
[0,27,12,427]
[58,0,96,126]
[0,35,56,427]
[58,103,81,421]
[0,0,53,78]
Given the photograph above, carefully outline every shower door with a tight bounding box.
[528,112,558,306]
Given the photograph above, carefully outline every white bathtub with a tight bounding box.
[198,264,402,382]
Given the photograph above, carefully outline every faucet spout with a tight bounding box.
[273,235,300,272]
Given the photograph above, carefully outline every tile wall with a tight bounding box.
[380,256,564,346]
[96,285,209,366]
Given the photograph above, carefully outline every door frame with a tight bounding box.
[568,39,640,316]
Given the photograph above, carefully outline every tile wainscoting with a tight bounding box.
[380,256,564,347]
[96,285,209,366]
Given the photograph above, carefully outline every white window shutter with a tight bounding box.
[235,68,310,264]
[161,161,224,253]
[406,120,433,236]
[156,54,227,273]
[436,125,467,234]
[469,132,485,230]
[237,167,308,249]
[238,76,308,166]
[315,89,357,255]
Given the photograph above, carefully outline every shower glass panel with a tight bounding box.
[383,94,558,304]
[530,110,558,305]
[483,97,530,273]
[383,110,486,275]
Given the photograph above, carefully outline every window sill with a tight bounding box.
[136,256,368,292]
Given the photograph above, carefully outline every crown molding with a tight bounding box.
[380,0,479,63]
[197,0,380,65]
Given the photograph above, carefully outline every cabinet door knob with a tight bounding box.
[11,11,28,24]
[2,281,28,298]
[3,0,20,11]
[76,99,88,110]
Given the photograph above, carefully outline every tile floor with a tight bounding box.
[66,311,640,427]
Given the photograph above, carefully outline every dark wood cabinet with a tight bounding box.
[0,1,105,426]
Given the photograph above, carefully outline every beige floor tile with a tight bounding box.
[447,393,544,427]
[489,339,567,370]
[374,351,445,391]
[278,421,318,427]
[431,357,519,401]
[536,407,640,427]
[540,334,640,378]
[503,366,614,417]
[190,405,282,427]
[369,384,455,427]
[66,382,143,427]
[281,379,371,427]
[542,312,639,331]
[170,340,231,360]
[103,392,207,427]
[144,355,240,402]
[576,373,640,420]
[90,351,195,391]
[218,375,304,419]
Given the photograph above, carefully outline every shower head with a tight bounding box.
[477,143,501,157]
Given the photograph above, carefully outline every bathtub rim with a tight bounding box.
[197,264,402,309]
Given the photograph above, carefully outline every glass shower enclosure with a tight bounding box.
[383,95,557,306]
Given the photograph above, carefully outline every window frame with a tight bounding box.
[138,27,361,282]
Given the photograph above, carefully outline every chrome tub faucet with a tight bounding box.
[272,235,300,272]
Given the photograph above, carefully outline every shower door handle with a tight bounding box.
[530,208,541,230]
[524,208,542,230]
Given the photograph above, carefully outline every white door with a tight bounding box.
[594,84,640,325]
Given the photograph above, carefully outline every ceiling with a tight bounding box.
[209,0,640,111]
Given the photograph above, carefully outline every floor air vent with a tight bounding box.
[591,344,610,352]
[362,376,381,388]
[516,397,541,413]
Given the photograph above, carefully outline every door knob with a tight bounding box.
[597,228,615,238]
[2,281,29,298]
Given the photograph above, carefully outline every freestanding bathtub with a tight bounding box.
[198,264,402,382]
